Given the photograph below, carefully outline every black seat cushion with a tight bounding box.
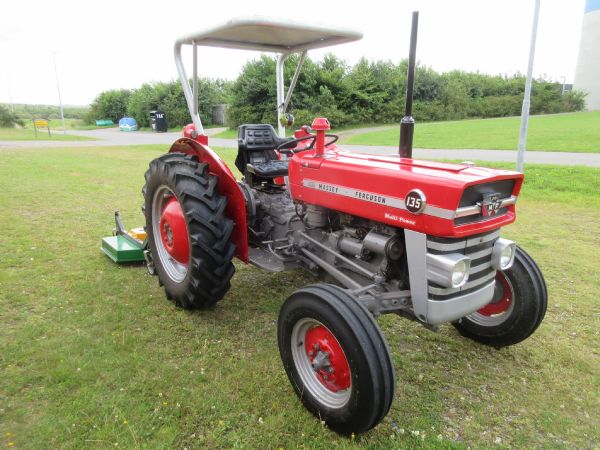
[247,160,289,178]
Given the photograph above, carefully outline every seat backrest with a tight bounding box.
[236,124,282,175]
[237,124,280,152]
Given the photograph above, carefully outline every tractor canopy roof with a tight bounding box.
[174,16,362,136]
[174,15,363,53]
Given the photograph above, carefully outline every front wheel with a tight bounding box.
[277,284,395,434]
[453,246,547,348]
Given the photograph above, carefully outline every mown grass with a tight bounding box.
[344,111,600,153]
[0,145,598,448]
[0,127,96,141]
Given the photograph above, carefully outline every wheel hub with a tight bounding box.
[477,272,513,316]
[305,325,350,392]
[159,197,189,264]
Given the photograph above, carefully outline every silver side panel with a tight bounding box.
[426,281,495,325]
[404,229,429,322]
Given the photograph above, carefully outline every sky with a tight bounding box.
[0,0,586,106]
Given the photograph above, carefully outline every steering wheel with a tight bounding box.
[277,133,339,154]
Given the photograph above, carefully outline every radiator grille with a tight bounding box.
[427,229,498,299]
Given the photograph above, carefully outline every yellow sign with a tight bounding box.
[33,118,51,138]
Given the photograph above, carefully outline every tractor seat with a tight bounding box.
[246,160,289,178]
[236,124,292,179]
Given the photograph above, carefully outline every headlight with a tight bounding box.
[427,253,471,288]
[492,238,516,270]
[452,259,469,287]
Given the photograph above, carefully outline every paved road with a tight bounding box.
[0,127,228,149]
[1,127,599,167]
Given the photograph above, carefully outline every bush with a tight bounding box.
[88,55,585,131]
[0,105,24,127]
[87,89,132,124]
[225,55,583,129]
[88,79,231,129]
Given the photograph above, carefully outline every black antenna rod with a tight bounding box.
[399,11,419,158]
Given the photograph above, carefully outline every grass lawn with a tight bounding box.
[343,111,600,153]
[45,118,91,131]
[20,119,105,131]
[0,145,598,448]
[0,127,96,141]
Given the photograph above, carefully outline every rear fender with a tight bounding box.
[169,138,248,263]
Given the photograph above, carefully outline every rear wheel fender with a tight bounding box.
[169,138,248,262]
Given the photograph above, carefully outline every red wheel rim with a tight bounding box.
[304,325,351,392]
[477,272,512,316]
[159,197,189,264]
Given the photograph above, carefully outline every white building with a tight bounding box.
[574,0,600,110]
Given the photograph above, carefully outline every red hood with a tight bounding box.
[288,149,523,238]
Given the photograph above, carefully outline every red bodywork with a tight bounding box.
[172,124,523,262]
[169,137,249,263]
[288,149,523,238]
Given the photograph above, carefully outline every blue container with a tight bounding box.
[119,117,138,132]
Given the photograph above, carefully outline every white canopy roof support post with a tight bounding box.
[283,50,307,114]
[192,41,199,129]
[174,41,204,135]
[276,53,288,137]
[276,51,308,137]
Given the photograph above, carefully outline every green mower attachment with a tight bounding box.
[101,211,147,263]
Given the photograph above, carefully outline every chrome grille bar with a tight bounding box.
[455,196,517,219]
[426,229,499,297]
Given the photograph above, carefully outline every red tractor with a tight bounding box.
[140,15,547,433]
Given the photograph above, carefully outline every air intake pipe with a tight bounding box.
[399,11,419,158]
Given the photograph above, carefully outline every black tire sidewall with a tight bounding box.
[278,285,394,434]
[454,246,547,347]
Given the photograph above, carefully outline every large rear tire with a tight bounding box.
[277,284,395,434]
[143,153,235,308]
[452,246,547,348]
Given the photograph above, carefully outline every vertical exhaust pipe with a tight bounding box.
[399,11,419,158]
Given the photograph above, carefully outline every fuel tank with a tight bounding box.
[288,148,524,238]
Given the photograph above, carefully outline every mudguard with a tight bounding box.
[169,138,248,263]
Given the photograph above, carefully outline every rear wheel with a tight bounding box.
[453,246,547,347]
[277,284,395,434]
[143,153,235,308]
